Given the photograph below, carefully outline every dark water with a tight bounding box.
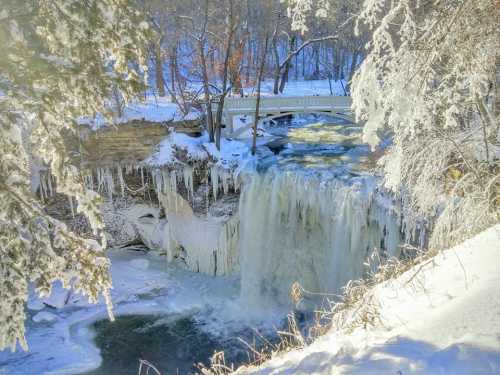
[86,314,278,375]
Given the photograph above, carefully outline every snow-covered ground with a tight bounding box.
[238,224,500,375]
[145,130,254,171]
[241,79,348,97]
[78,95,200,130]
[0,249,282,375]
[77,79,348,130]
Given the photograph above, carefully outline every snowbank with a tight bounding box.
[203,137,253,170]
[78,95,200,130]
[145,132,209,166]
[144,131,252,171]
[239,224,500,374]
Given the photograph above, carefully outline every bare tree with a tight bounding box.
[178,0,216,141]
[252,33,270,155]
[214,0,238,149]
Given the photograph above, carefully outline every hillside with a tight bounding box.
[240,225,500,375]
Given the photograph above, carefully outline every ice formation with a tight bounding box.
[33,126,405,307]
[159,194,240,275]
[80,161,241,276]
[238,167,401,308]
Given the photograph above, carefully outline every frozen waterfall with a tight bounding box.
[238,167,401,309]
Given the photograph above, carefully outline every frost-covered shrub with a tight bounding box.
[352,0,500,248]
[0,0,149,350]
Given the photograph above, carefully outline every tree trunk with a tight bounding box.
[214,0,235,150]
[168,44,178,102]
[198,0,214,142]
[155,39,165,97]
[294,37,299,80]
[346,49,359,94]
[278,35,296,93]
[252,36,269,155]
[245,40,252,86]
[313,43,320,79]
[199,39,214,142]
[230,39,244,96]
[271,23,280,95]
[302,50,306,79]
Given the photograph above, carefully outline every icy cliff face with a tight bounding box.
[238,167,401,309]
[157,190,240,276]
[149,165,240,276]
[36,123,405,304]
[69,152,403,300]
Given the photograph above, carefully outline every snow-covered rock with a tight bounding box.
[41,284,70,309]
[145,131,209,166]
[32,312,58,324]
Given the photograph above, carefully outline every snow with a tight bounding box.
[241,79,348,97]
[144,128,253,175]
[78,95,200,130]
[171,132,210,161]
[32,312,58,324]
[239,224,500,375]
[27,299,45,312]
[129,258,149,270]
[144,132,208,166]
[0,249,270,375]
[40,283,70,309]
[203,137,252,170]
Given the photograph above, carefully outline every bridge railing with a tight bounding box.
[222,95,351,112]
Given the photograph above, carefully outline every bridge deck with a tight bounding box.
[212,95,353,137]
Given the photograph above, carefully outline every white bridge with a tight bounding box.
[214,95,353,138]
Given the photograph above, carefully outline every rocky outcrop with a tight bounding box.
[77,119,202,166]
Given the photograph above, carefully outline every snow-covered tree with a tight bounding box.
[0,0,150,351]
[352,0,499,248]
[284,0,330,34]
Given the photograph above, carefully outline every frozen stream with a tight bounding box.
[0,249,284,374]
[0,113,401,374]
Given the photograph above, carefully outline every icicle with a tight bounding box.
[69,196,75,218]
[97,167,104,193]
[104,166,114,199]
[38,172,46,202]
[84,173,94,191]
[183,166,194,201]
[125,164,133,175]
[205,171,210,214]
[221,170,231,195]
[162,169,169,194]
[117,165,125,197]
[140,166,145,198]
[171,170,179,212]
[47,174,53,197]
[210,166,219,201]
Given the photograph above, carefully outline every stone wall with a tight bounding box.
[75,119,202,166]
